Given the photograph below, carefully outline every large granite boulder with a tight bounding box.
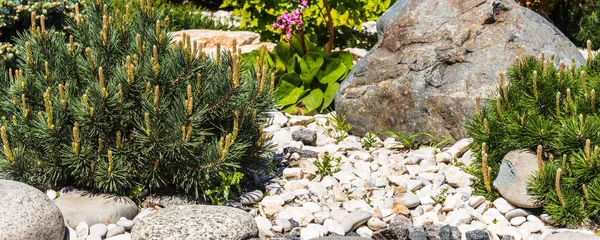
[0,180,65,240]
[131,205,258,240]
[335,0,584,140]
[54,190,138,228]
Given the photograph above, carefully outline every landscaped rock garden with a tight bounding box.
[4,113,599,240]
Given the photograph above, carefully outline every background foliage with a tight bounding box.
[0,0,274,202]
[467,48,600,225]
[517,0,600,47]
[220,0,394,49]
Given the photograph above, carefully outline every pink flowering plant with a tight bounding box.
[243,0,354,115]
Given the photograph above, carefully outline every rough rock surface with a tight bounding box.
[54,191,138,228]
[335,0,584,140]
[131,205,257,240]
[493,150,541,208]
[0,180,65,240]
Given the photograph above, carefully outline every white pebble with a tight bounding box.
[89,223,107,237]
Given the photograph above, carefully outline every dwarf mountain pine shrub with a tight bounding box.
[467,43,600,225]
[0,0,275,200]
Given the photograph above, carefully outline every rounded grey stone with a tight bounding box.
[240,190,264,205]
[54,191,138,228]
[131,205,258,240]
[292,129,318,146]
[465,230,491,240]
[493,151,541,208]
[0,180,65,240]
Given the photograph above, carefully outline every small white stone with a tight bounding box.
[255,216,274,237]
[520,221,542,233]
[397,192,420,208]
[492,198,516,214]
[307,224,328,237]
[323,218,345,235]
[510,216,526,226]
[313,211,330,224]
[505,208,528,220]
[116,220,135,230]
[469,196,486,208]
[106,224,117,231]
[356,226,374,238]
[367,218,387,231]
[331,209,349,223]
[105,233,131,240]
[106,226,125,238]
[283,168,303,180]
[89,224,107,237]
[76,222,89,238]
[303,202,321,213]
[275,218,292,232]
[46,189,57,200]
[86,235,102,240]
[300,227,321,240]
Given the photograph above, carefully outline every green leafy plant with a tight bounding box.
[220,0,395,49]
[466,46,600,225]
[385,131,451,150]
[362,131,377,150]
[204,170,244,205]
[318,111,352,143]
[431,187,448,205]
[243,35,353,115]
[313,154,341,177]
[0,0,274,199]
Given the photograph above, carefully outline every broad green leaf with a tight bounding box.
[289,35,305,55]
[330,51,354,70]
[299,52,324,85]
[273,43,297,73]
[300,89,324,113]
[321,82,340,112]
[319,59,346,84]
[275,73,303,106]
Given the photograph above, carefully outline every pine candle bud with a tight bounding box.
[136,34,143,56]
[588,40,594,62]
[270,72,276,93]
[556,92,561,116]
[186,85,193,116]
[59,84,67,108]
[116,131,122,150]
[107,150,113,174]
[520,45,525,64]
[98,138,103,153]
[152,45,159,75]
[21,94,28,118]
[31,12,36,32]
[40,15,46,37]
[532,71,539,101]
[482,152,491,193]
[556,168,565,207]
[562,154,567,170]
[537,145,544,178]
[2,126,15,163]
[586,139,592,166]
[583,184,589,198]
[86,48,95,69]
[475,96,481,120]
[25,42,32,67]
[559,61,565,78]
[118,84,124,104]
[43,88,53,128]
[196,73,202,93]
[185,123,193,142]
[145,112,151,137]
[566,88,575,115]
[484,118,490,136]
[89,107,95,118]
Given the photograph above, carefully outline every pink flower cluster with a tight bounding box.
[272,0,309,41]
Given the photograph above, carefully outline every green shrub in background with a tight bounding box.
[113,0,237,32]
[467,45,600,225]
[243,35,353,115]
[0,0,80,67]
[220,0,395,49]
[0,0,274,201]
[517,0,600,48]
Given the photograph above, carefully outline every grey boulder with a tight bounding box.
[54,191,138,228]
[493,150,541,208]
[292,129,318,146]
[336,0,584,140]
[131,205,258,240]
[0,180,65,240]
